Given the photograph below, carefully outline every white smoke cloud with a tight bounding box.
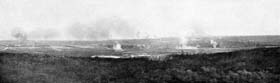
[10,27,28,41]
[1,0,280,40]
[67,16,137,40]
[28,28,60,40]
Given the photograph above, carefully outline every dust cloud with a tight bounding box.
[28,28,60,40]
[67,16,137,40]
[6,18,210,41]
[10,27,28,41]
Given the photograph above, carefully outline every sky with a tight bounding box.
[0,0,280,40]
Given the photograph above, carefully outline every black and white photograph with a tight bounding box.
[0,0,280,83]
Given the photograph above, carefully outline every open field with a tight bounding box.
[0,36,280,83]
[0,35,280,57]
[0,47,280,83]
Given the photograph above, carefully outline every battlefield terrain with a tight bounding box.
[0,35,280,83]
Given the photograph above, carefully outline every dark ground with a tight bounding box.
[0,47,280,83]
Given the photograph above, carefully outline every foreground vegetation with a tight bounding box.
[0,47,280,83]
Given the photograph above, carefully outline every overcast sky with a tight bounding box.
[0,0,280,40]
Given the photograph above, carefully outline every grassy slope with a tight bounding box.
[0,47,280,83]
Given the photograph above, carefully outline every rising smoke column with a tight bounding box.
[28,28,59,40]
[67,22,90,40]
[67,22,112,40]
[11,27,28,41]
[187,21,209,38]
[176,22,209,49]
[67,16,137,40]
[92,16,136,39]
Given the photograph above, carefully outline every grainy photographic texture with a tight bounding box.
[0,0,280,83]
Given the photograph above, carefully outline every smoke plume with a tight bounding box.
[28,28,59,40]
[11,27,28,41]
[67,16,137,40]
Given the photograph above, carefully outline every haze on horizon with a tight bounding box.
[0,0,280,40]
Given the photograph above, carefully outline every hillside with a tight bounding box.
[0,47,280,83]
